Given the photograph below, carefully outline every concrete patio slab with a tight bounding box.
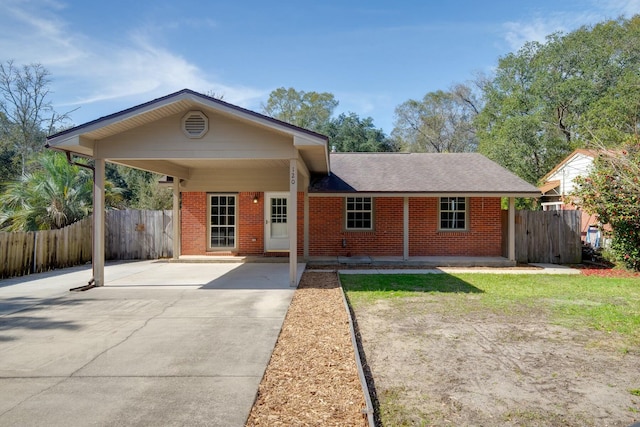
[0,261,298,426]
[1,377,254,427]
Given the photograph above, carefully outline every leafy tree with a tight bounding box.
[476,16,640,184]
[0,152,122,231]
[106,164,172,210]
[318,112,397,152]
[262,87,338,132]
[0,61,73,176]
[580,69,640,146]
[392,84,480,153]
[133,177,173,210]
[572,142,640,271]
[0,145,19,191]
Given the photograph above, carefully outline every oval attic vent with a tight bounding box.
[182,111,209,138]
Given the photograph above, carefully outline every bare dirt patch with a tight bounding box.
[246,272,367,426]
[353,296,640,426]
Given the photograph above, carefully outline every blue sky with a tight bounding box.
[2,0,639,134]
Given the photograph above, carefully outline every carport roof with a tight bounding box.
[47,89,329,146]
[45,89,330,176]
[310,152,541,196]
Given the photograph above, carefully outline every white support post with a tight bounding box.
[93,158,105,286]
[508,197,516,262]
[289,159,298,287]
[172,179,180,260]
[403,197,409,261]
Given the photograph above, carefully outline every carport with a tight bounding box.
[0,261,300,425]
[45,89,329,288]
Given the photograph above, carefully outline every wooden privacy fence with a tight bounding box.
[0,210,173,279]
[105,210,173,260]
[502,210,582,264]
[0,217,92,279]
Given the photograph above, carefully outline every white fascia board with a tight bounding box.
[47,96,191,146]
[47,135,95,157]
[293,134,327,146]
[308,192,541,198]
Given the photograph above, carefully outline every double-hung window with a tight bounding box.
[439,197,467,230]
[346,197,373,230]
[209,194,236,249]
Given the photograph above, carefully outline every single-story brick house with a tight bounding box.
[46,89,540,286]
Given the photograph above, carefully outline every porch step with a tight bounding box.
[169,256,289,264]
[171,255,518,268]
[307,256,517,268]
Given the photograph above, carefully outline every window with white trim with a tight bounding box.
[209,194,236,249]
[541,202,562,211]
[346,197,373,230]
[439,197,467,230]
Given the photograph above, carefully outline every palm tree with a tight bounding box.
[0,152,122,231]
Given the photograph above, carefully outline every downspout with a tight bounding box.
[64,150,95,173]
[60,149,98,291]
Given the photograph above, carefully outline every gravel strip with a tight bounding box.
[246,271,368,426]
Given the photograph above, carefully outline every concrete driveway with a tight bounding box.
[0,261,303,426]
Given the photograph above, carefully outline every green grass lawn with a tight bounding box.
[342,273,640,348]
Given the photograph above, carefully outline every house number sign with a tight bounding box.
[290,164,296,185]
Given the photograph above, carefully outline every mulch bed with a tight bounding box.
[245,271,368,426]
[574,263,640,277]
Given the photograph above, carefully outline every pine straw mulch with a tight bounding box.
[246,271,368,427]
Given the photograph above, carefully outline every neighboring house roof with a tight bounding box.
[539,149,597,196]
[540,149,597,183]
[539,180,560,195]
[309,152,540,196]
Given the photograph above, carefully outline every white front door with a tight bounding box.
[265,192,290,251]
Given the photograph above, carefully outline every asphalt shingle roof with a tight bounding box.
[310,153,540,196]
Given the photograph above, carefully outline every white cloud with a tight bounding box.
[0,0,87,66]
[0,0,266,119]
[601,0,640,16]
[334,90,394,117]
[501,0,640,51]
[503,18,564,49]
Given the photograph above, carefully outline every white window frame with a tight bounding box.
[439,197,468,231]
[208,193,237,250]
[345,196,373,231]
[541,201,563,211]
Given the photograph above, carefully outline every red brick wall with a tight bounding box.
[181,193,502,257]
[297,193,304,257]
[408,197,502,256]
[181,192,264,255]
[308,197,404,256]
[307,196,502,257]
[181,192,207,255]
[180,191,303,256]
[238,193,264,255]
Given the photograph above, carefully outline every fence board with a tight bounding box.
[1,210,173,279]
[507,210,582,264]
